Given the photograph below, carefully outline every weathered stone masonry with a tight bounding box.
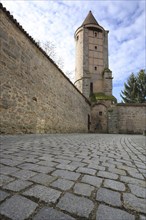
[0,5,90,134]
[108,104,146,134]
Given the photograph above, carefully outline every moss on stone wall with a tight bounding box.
[90,92,117,103]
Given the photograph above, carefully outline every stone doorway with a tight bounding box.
[91,104,108,133]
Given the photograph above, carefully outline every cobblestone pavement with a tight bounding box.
[0,134,146,220]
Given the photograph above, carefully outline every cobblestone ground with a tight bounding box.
[0,134,146,220]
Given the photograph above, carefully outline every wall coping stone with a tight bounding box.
[117,103,146,107]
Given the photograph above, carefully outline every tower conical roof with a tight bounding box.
[82,11,99,26]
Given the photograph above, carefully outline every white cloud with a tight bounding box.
[1,0,145,101]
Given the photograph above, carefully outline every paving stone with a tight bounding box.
[138,168,146,175]
[0,165,20,175]
[120,176,146,187]
[33,207,75,220]
[127,170,145,179]
[117,165,139,173]
[96,204,135,220]
[37,160,58,167]
[74,183,94,196]
[24,158,39,163]
[96,188,121,206]
[101,162,116,169]
[29,173,57,186]
[30,165,55,173]
[88,164,105,171]
[69,161,87,167]
[0,190,10,202]
[53,159,71,164]
[118,160,134,167]
[97,171,118,179]
[57,192,94,218]
[0,159,22,167]
[18,163,39,170]
[56,164,77,171]
[11,169,37,180]
[58,156,81,162]
[140,171,146,177]
[0,195,38,220]
[108,167,127,175]
[3,179,32,192]
[104,179,126,191]
[51,178,74,190]
[76,167,96,175]
[38,155,54,161]
[128,184,146,198]
[23,184,61,203]
[123,193,146,214]
[0,174,14,186]
[82,175,103,187]
[135,162,146,169]
[52,169,80,181]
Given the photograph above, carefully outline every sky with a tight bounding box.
[1,0,146,102]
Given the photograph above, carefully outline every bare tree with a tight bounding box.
[36,40,75,80]
[43,41,56,59]
[36,40,64,70]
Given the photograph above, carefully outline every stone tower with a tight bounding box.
[74,11,113,99]
[74,11,116,133]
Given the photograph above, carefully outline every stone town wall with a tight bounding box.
[0,7,91,134]
[108,104,146,134]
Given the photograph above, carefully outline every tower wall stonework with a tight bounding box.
[75,15,111,99]
[103,32,109,69]
[0,7,90,134]
[75,29,84,93]
[103,70,113,95]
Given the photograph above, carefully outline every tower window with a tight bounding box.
[95,66,97,70]
[94,32,97,37]
[99,111,102,116]
[95,46,97,50]
[77,35,79,40]
[90,82,93,94]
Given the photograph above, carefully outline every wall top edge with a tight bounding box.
[117,103,146,107]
